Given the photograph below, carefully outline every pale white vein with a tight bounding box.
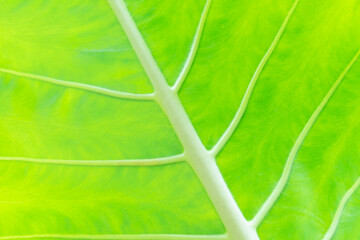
[323,177,360,240]
[250,49,360,228]
[0,154,184,166]
[107,0,259,239]
[172,0,212,92]
[210,0,300,157]
[0,67,154,100]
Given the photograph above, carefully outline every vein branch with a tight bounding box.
[172,0,212,92]
[250,49,360,228]
[107,1,259,239]
[0,234,228,240]
[0,154,185,166]
[322,177,360,240]
[0,67,154,100]
[210,0,299,157]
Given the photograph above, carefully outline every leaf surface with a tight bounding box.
[0,0,359,239]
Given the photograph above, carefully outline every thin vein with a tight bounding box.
[0,154,185,166]
[0,234,228,240]
[250,49,360,228]
[0,67,154,100]
[172,0,212,92]
[323,177,360,240]
[210,0,299,157]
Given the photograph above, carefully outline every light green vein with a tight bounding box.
[0,234,228,240]
[0,67,154,100]
[172,0,212,92]
[250,49,360,228]
[0,154,184,166]
[210,0,299,157]
[323,177,360,240]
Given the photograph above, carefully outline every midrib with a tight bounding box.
[107,0,258,239]
[154,90,258,240]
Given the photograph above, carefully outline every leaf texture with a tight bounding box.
[0,0,359,239]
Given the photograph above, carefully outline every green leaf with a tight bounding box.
[0,0,359,239]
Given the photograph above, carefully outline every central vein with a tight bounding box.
[107,0,259,239]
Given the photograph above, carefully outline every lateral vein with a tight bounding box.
[0,234,228,240]
[172,0,212,92]
[250,49,360,228]
[322,177,360,240]
[0,154,185,166]
[0,67,154,100]
[210,0,299,157]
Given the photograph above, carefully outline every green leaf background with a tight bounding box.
[0,0,359,239]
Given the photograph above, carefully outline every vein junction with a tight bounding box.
[108,0,258,239]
